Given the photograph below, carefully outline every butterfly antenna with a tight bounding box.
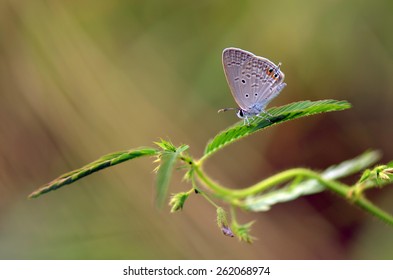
[218,108,237,113]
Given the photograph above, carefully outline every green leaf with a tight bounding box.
[169,192,190,212]
[242,150,380,212]
[231,220,255,243]
[203,99,351,160]
[359,164,393,189]
[358,169,371,183]
[154,139,177,152]
[156,144,189,207]
[29,147,158,198]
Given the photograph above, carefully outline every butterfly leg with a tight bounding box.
[255,112,272,123]
[244,116,250,126]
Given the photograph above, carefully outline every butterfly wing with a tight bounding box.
[222,47,286,112]
[222,48,255,110]
[245,55,285,110]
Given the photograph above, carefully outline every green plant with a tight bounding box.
[29,99,393,243]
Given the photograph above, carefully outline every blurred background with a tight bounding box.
[1,0,393,259]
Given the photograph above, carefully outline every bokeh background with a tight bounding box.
[1,0,393,259]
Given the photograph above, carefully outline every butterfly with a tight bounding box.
[219,47,286,125]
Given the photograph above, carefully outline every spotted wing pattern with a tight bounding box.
[222,48,286,113]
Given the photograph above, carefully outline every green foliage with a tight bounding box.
[29,148,158,198]
[169,192,190,212]
[216,207,234,237]
[231,220,255,243]
[359,163,393,187]
[155,141,189,207]
[242,150,381,212]
[350,162,393,198]
[29,99,393,242]
[203,99,351,160]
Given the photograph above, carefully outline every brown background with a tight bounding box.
[1,0,393,259]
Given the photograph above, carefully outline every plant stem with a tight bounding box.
[191,176,220,208]
[353,197,393,226]
[194,166,346,198]
[193,165,393,226]
[193,164,238,197]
